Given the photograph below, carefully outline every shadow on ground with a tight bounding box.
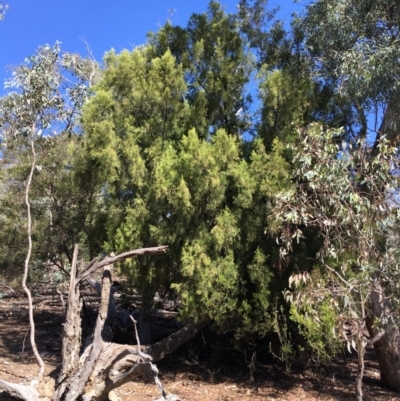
[0,297,399,401]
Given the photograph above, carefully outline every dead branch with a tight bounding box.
[0,283,15,293]
[145,317,211,362]
[77,246,168,284]
[0,379,40,401]
[57,244,80,385]
[0,243,209,401]
[58,257,114,401]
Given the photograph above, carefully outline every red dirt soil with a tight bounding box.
[0,298,399,401]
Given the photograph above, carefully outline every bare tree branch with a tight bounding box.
[0,283,15,293]
[76,246,168,284]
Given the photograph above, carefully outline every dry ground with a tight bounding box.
[0,297,399,401]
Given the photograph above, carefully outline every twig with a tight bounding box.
[130,315,168,400]
[57,289,66,312]
[21,325,30,354]
[79,36,98,86]
[129,315,145,358]
[0,283,15,293]
[323,262,353,288]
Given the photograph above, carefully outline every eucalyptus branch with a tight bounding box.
[323,261,352,288]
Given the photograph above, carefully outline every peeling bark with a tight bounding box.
[367,285,400,393]
[57,245,81,386]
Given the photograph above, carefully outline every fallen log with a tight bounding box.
[0,244,209,401]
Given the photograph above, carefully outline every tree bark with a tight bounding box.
[21,133,45,381]
[57,245,81,387]
[0,379,40,401]
[56,258,114,401]
[367,285,400,393]
[372,329,400,392]
[144,317,210,362]
[355,336,365,401]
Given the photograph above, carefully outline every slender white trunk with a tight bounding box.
[21,131,45,381]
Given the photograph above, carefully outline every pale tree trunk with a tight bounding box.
[355,335,365,401]
[367,285,400,393]
[0,245,210,401]
[22,133,45,382]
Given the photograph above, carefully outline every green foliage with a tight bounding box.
[79,21,294,334]
[148,1,254,137]
[274,123,400,363]
[0,43,99,278]
[159,128,288,329]
[290,300,341,361]
[301,0,400,136]
[303,0,400,101]
[275,123,398,262]
[7,2,390,359]
[258,68,312,149]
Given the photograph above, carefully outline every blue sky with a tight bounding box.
[0,0,301,94]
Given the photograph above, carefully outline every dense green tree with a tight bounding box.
[237,0,357,149]
[80,46,193,343]
[148,1,254,137]
[79,5,294,342]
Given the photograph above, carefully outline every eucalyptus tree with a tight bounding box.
[291,0,400,394]
[301,0,400,141]
[273,124,400,398]
[0,42,97,378]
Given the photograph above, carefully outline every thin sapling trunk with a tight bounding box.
[21,131,45,382]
